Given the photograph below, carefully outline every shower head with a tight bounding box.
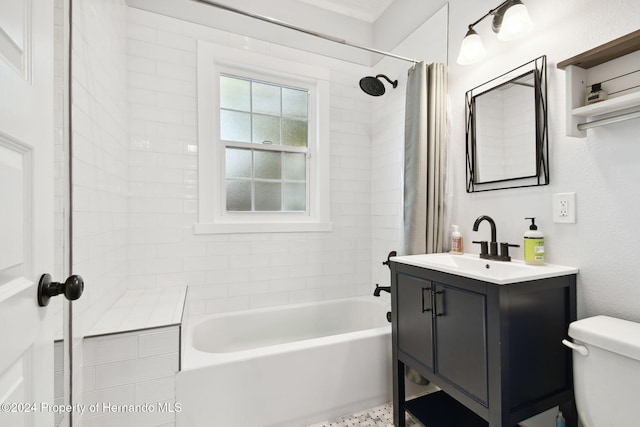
[359,74,398,96]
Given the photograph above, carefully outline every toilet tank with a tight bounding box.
[567,315,640,427]
[569,315,640,361]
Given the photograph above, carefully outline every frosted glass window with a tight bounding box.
[255,182,282,211]
[284,183,305,211]
[253,115,281,145]
[219,73,309,213]
[284,153,305,180]
[225,148,251,178]
[219,74,308,147]
[220,76,250,111]
[220,110,251,142]
[255,151,281,179]
[196,43,333,233]
[282,119,308,147]
[252,82,281,116]
[282,88,308,119]
[226,181,252,211]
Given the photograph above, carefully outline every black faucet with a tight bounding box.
[374,251,396,297]
[473,215,498,258]
[373,284,391,296]
[472,215,519,261]
[382,251,397,270]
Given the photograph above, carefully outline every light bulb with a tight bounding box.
[497,2,534,41]
[457,29,486,65]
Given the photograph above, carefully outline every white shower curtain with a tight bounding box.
[403,62,448,255]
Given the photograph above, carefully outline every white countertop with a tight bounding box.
[391,253,578,285]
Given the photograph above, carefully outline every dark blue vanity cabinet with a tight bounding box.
[390,261,577,427]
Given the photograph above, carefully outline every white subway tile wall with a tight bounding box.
[370,71,405,290]
[70,2,130,422]
[126,8,374,314]
[71,0,129,344]
[82,327,179,427]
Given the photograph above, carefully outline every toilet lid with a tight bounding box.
[569,315,640,362]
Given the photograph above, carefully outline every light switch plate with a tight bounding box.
[553,192,576,223]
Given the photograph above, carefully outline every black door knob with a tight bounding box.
[37,274,84,307]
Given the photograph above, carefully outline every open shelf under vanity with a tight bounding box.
[405,391,488,427]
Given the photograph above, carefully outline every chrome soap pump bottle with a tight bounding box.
[524,217,544,265]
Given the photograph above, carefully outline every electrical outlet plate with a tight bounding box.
[553,193,576,223]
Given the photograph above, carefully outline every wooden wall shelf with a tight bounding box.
[558,30,640,137]
[558,29,640,70]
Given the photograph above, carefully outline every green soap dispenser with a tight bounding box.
[524,218,544,265]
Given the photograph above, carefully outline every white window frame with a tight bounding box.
[195,41,331,234]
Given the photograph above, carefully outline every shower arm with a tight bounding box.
[190,0,419,65]
[376,74,398,88]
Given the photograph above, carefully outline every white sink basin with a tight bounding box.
[391,253,578,285]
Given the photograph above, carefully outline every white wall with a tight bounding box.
[126,8,374,314]
[82,327,179,427]
[448,0,640,322]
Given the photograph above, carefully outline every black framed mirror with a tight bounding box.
[466,55,548,192]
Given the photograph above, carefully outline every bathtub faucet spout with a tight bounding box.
[373,284,391,297]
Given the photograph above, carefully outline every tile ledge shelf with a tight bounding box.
[84,286,187,338]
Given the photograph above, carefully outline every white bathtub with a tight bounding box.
[176,296,392,427]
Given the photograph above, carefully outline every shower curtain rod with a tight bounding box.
[190,0,419,64]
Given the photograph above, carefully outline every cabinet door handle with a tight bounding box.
[421,287,432,313]
[434,290,444,316]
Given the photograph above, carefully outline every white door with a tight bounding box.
[0,0,56,425]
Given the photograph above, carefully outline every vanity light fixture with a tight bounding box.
[457,0,534,65]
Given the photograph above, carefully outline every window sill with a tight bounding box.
[194,220,333,234]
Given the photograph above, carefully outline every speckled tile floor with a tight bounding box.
[307,402,420,427]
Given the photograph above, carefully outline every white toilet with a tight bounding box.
[563,315,640,427]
